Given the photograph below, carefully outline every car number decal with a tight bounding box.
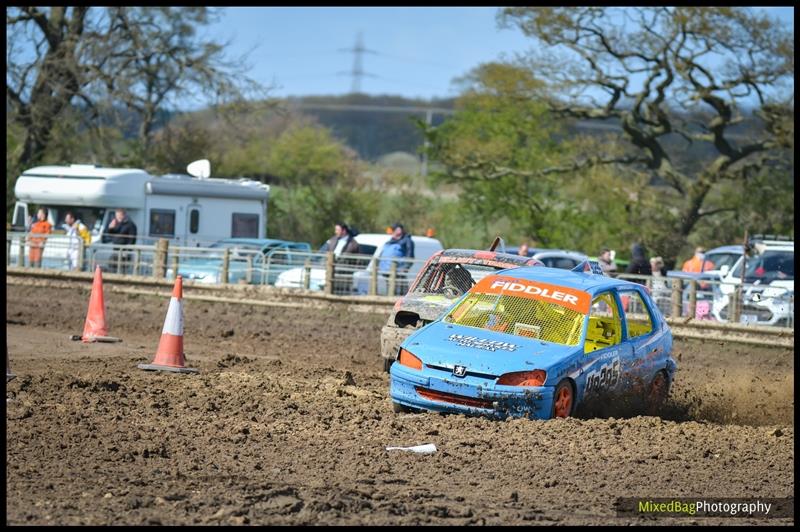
[584,357,621,394]
[447,334,519,352]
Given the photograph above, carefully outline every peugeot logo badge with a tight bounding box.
[453,365,467,377]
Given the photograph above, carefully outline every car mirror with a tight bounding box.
[719,264,730,278]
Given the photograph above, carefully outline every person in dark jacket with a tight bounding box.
[625,243,652,284]
[322,222,360,294]
[102,208,138,273]
[379,223,415,295]
[322,222,359,257]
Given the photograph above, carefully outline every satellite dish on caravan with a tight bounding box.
[187,159,211,179]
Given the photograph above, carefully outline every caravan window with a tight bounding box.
[189,209,200,234]
[149,209,176,237]
[232,213,259,238]
[52,206,106,233]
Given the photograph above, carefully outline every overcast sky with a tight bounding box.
[200,6,795,104]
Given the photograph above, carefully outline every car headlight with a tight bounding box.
[398,348,423,370]
[496,370,547,387]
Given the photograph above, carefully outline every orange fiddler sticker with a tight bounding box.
[471,275,591,314]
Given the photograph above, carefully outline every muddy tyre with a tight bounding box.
[383,358,394,373]
[552,380,575,418]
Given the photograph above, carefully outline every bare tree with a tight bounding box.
[89,7,266,156]
[500,7,794,259]
[7,7,266,176]
[7,7,91,170]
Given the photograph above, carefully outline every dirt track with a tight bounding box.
[5,282,794,525]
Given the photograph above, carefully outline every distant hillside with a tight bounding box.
[284,94,455,161]
[156,94,774,173]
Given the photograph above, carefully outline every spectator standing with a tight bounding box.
[322,222,360,294]
[649,256,668,290]
[518,243,530,257]
[379,223,415,295]
[28,207,53,268]
[63,211,91,270]
[625,243,652,285]
[102,208,138,273]
[598,247,618,275]
[323,222,359,257]
[681,246,715,274]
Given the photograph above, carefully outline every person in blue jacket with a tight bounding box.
[379,223,415,295]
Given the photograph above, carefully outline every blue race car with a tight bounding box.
[390,263,676,419]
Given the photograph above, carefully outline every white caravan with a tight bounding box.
[11,160,269,251]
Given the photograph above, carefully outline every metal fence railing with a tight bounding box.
[6,232,794,328]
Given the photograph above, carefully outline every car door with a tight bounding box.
[617,287,664,390]
[577,290,633,404]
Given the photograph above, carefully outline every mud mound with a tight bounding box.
[6,283,795,525]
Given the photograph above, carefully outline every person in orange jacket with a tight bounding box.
[28,207,53,268]
[681,246,715,274]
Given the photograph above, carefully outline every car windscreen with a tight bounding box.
[731,251,794,282]
[443,276,589,346]
[705,252,741,270]
[412,262,521,298]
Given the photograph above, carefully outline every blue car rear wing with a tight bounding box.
[572,260,605,276]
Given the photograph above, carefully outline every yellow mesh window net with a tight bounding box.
[445,292,586,346]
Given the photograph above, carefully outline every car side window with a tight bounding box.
[585,292,621,353]
[619,289,653,339]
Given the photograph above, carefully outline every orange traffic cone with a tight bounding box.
[71,266,121,343]
[7,347,16,383]
[138,276,198,374]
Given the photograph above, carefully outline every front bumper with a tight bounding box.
[390,364,555,420]
[713,296,791,326]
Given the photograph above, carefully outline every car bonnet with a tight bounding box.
[401,321,579,377]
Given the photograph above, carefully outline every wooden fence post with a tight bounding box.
[369,258,378,296]
[324,252,334,294]
[303,258,311,290]
[388,262,397,297]
[221,248,230,284]
[154,239,169,278]
[170,249,180,280]
[77,238,85,272]
[17,236,25,267]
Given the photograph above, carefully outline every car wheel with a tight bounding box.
[645,370,670,415]
[552,380,574,418]
[383,358,395,373]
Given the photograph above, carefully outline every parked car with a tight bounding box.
[274,233,444,294]
[712,238,794,326]
[168,238,311,285]
[665,245,745,319]
[506,247,588,270]
[380,249,544,372]
[389,264,676,419]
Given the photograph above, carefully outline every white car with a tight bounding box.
[712,238,794,327]
[274,233,443,295]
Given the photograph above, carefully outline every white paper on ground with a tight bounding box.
[386,443,437,454]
